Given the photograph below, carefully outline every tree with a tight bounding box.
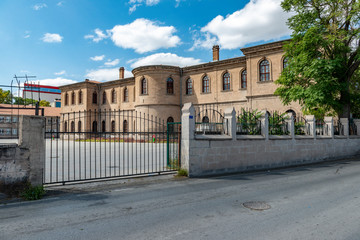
[0,88,12,104]
[275,0,360,118]
[39,100,50,107]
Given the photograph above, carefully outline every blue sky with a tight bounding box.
[0,0,292,87]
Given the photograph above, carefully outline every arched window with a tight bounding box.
[111,120,115,132]
[259,59,270,81]
[223,72,230,91]
[202,116,209,123]
[241,69,247,89]
[167,77,174,94]
[202,75,210,93]
[92,92,97,104]
[102,91,106,104]
[71,92,75,105]
[186,78,193,95]
[286,109,296,119]
[141,78,147,95]
[111,89,116,103]
[283,57,289,69]
[64,121,68,132]
[123,120,128,133]
[167,117,174,132]
[71,121,75,132]
[92,121,97,132]
[102,120,106,132]
[65,93,69,106]
[78,90,82,104]
[78,121,81,132]
[123,88,129,102]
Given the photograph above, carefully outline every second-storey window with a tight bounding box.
[141,78,147,95]
[167,78,174,94]
[202,75,210,93]
[223,72,230,91]
[259,59,270,81]
[241,69,247,89]
[186,78,193,95]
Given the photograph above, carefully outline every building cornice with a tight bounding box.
[182,57,246,74]
[132,65,181,76]
[240,40,289,56]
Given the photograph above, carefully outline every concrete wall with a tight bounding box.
[0,116,45,193]
[181,103,360,177]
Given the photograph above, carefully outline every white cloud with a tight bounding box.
[192,0,292,50]
[24,34,30,39]
[85,68,133,82]
[90,55,105,61]
[84,28,109,43]
[130,53,202,68]
[128,0,160,13]
[33,3,47,10]
[104,59,120,67]
[41,33,63,43]
[54,70,66,76]
[57,1,64,6]
[35,78,77,86]
[109,19,181,53]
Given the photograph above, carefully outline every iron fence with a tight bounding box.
[236,109,262,135]
[315,119,329,136]
[294,117,310,135]
[44,110,180,185]
[268,112,290,135]
[194,104,227,135]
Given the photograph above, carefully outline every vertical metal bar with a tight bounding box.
[84,110,87,179]
[73,111,75,180]
[147,113,150,174]
[89,110,92,179]
[118,109,121,176]
[104,109,106,177]
[67,112,70,182]
[79,111,81,180]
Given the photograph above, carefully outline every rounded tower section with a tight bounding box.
[132,65,181,122]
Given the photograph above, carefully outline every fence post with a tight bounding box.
[324,117,334,138]
[305,115,316,139]
[260,110,269,140]
[285,113,294,139]
[224,107,236,140]
[181,103,195,174]
[340,118,349,138]
[354,119,360,136]
[18,115,45,186]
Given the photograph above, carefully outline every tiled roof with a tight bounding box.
[0,104,61,117]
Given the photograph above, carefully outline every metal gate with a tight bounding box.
[44,110,181,185]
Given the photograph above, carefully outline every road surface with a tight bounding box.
[1,157,360,240]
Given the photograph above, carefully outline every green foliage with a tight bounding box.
[167,158,180,170]
[294,121,306,135]
[0,88,12,104]
[39,100,50,107]
[276,0,360,118]
[21,184,46,201]
[268,112,290,135]
[177,168,188,177]
[237,109,262,135]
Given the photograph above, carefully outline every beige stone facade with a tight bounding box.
[59,40,302,132]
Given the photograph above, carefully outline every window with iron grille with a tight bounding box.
[65,93,69,105]
[92,121,97,132]
[259,59,270,81]
[71,121,75,132]
[71,92,75,105]
[111,120,115,132]
[241,69,247,88]
[92,92,97,104]
[141,78,147,95]
[78,121,81,132]
[124,88,129,102]
[186,78,193,95]
[167,78,174,94]
[102,92,107,104]
[202,75,210,93]
[283,57,289,69]
[123,120,128,133]
[111,89,116,103]
[102,120,106,132]
[223,72,230,91]
[78,90,82,104]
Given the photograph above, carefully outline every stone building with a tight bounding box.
[59,40,302,132]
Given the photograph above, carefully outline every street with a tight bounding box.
[1,157,360,240]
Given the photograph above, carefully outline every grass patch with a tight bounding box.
[177,168,188,177]
[21,184,46,201]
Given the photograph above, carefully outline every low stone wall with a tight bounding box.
[181,103,360,177]
[0,116,45,195]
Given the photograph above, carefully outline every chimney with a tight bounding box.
[85,79,89,82]
[119,67,125,79]
[212,45,220,61]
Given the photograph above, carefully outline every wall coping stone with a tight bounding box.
[195,135,232,140]
[236,135,265,140]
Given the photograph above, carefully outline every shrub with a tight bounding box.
[177,168,188,177]
[21,184,46,201]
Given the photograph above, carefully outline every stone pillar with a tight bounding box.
[324,117,334,138]
[259,110,269,140]
[19,116,45,186]
[305,115,316,139]
[340,118,349,137]
[285,113,294,139]
[181,103,195,174]
[354,119,360,136]
[224,108,236,140]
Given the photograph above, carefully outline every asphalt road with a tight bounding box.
[1,157,360,240]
